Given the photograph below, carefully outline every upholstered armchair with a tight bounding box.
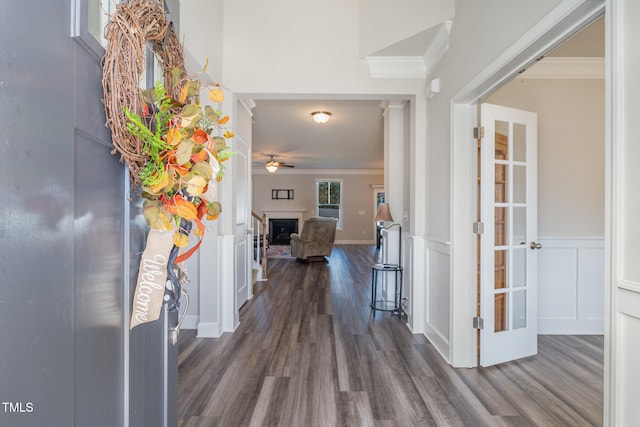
[290,216,338,261]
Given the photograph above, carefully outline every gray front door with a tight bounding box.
[0,1,177,425]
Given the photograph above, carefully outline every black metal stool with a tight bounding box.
[370,263,403,318]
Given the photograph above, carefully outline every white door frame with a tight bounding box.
[372,185,384,243]
[449,1,604,368]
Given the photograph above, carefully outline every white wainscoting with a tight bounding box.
[424,238,451,361]
[538,237,604,334]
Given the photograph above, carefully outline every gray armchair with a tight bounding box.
[290,216,338,261]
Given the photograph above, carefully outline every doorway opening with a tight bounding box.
[475,16,605,366]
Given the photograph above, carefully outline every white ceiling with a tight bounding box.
[251,99,385,171]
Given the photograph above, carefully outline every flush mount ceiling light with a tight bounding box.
[311,111,332,124]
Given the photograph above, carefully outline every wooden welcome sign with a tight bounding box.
[130,229,176,329]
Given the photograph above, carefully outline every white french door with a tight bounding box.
[479,103,539,367]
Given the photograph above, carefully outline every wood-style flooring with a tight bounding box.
[178,244,603,426]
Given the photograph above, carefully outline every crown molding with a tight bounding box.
[423,20,453,78]
[365,56,426,79]
[520,57,604,79]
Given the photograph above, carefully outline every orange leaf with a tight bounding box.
[208,89,224,103]
[179,84,190,104]
[165,195,198,220]
[217,116,229,125]
[191,149,208,163]
[150,170,169,193]
[169,163,190,177]
[166,128,183,146]
[192,128,208,144]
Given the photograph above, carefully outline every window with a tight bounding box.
[88,0,117,47]
[316,179,343,228]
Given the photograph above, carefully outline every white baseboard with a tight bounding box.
[334,239,376,244]
[538,318,604,335]
[424,322,450,364]
[180,315,199,330]
[197,321,222,338]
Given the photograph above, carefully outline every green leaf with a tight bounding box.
[212,136,226,152]
[207,201,222,217]
[204,105,219,123]
[191,161,213,181]
[181,104,203,128]
[143,199,167,229]
[171,67,183,88]
[142,88,157,104]
[175,139,195,165]
[186,80,199,97]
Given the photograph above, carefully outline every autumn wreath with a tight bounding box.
[101,0,234,328]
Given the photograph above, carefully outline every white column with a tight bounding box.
[381,100,406,267]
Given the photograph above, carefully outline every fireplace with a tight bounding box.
[269,218,298,245]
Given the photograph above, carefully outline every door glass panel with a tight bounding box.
[495,163,507,203]
[513,207,526,245]
[513,165,526,204]
[513,123,527,162]
[495,207,507,246]
[494,249,507,290]
[495,292,508,332]
[512,248,526,287]
[495,121,509,160]
[513,290,527,329]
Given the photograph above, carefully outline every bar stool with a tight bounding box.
[370,263,403,318]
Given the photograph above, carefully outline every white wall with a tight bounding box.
[358,0,454,57]
[180,0,223,80]
[221,0,426,95]
[427,0,566,241]
[486,78,605,237]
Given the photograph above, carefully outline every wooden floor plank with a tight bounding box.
[178,244,604,426]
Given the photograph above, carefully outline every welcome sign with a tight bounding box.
[130,229,176,329]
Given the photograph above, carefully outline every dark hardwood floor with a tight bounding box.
[178,244,603,426]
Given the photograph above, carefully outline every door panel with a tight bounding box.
[480,103,538,367]
[235,137,251,311]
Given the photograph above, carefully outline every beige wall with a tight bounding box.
[486,78,605,237]
[252,171,383,242]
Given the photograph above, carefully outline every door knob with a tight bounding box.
[530,241,542,250]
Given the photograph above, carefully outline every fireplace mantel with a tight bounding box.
[261,209,307,225]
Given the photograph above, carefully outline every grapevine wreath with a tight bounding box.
[101,0,234,328]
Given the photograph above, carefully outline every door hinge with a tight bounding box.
[473,316,484,330]
[473,126,484,139]
[473,221,484,235]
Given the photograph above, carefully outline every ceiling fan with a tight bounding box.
[264,154,295,172]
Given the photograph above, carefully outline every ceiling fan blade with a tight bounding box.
[279,164,295,168]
